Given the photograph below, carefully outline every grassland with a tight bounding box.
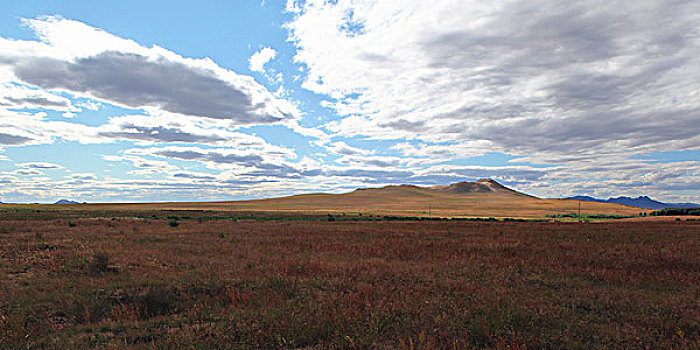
[0,180,646,219]
[1,209,698,349]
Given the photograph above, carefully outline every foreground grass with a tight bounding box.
[1,213,698,349]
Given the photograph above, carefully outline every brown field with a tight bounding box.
[613,216,700,222]
[1,209,698,349]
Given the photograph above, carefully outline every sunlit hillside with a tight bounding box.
[3,179,646,218]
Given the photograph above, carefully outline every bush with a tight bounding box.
[168,220,180,227]
[86,253,112,275]
[140,286,178,318]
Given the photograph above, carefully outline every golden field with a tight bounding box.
[0,180,647,219]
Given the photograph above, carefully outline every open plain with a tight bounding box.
[1,208,698,349]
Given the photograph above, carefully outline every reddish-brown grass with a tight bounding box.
[0,211,698,349]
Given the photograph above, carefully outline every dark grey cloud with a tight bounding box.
[13,168,43,176]
[417,0,700,154]
[18,162,61,169]
[67,173,97,180]
[154,150,263,165]
[145,148,310,178]
[98,124,226,144]
[455,105,700,155]
[239,166,321,179]
[2,96,70,109]
[378,119,425,132]
[0,132,33,145]
[329,143,367,156]
[13,51,289,124]
[655,181,700,191]
[172,172,217,180]
[334,147,362,156]
[363,158,400,167]
[336,156,401,168]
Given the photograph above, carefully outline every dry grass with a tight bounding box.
[1,210,698,349]
[0,185,645,218]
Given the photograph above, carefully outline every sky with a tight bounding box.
[0,0,698,203]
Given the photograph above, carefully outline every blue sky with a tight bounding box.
[0,0,698,203]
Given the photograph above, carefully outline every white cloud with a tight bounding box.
[391,141,493,160]
[0,9,696,204]
[76,100,100,110]
[287,0,700,158]
[1,16,299,125]
[249,47,277,73]
[0,109,104,146]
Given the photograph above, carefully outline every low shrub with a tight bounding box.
[86,253,113,276]
[140,286,178,319]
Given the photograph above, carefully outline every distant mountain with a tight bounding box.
[568,195,600,202]
[55,199,79,204]
[431,178,536,198]
[567,195,699,210]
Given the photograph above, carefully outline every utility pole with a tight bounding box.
[578,201,582,223]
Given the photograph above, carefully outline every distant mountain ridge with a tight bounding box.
[55,199,79,204]
[567,195,699,210]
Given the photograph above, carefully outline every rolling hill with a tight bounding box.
[19,178,645,218]
[227,178,644,217]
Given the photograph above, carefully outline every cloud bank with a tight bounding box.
[287,0,700,158]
